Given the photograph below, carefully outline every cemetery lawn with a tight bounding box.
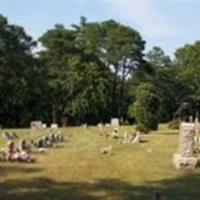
[1,124,200,200]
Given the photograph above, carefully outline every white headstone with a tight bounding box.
[189,115,193,123]
[111,118,119,126]
[42,123,47,128]
[51,123,58,129]
[82,123,87,129]
[97,123,103,130]
[31,121,42,130]
[195,116,199,135]
[105,123,110,127]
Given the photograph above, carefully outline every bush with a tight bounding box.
[146,115,159,130]
[168,118,180,129]
[136,123,148,133]
[129,83,160,133]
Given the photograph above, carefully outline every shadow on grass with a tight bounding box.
[54,144,65,148]
[140,139,149,143]
[1,169,200,200]
[156,131,179,135]
[0,164,42,176]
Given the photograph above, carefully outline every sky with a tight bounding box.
[1,0,200,57]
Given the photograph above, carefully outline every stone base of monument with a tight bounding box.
[173,153,198,170]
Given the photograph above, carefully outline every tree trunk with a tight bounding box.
[111,67,119,117]
[119,59,126,121]
[52,105,56,124]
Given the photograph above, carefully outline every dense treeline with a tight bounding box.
[0,14,200,128]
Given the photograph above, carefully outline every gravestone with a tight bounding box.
[111,118,119,126]
[195,116,199,135]
[173,122,198,170]
[105,123,110,127]
[31,121,42,130]
[189,115,193,123]
[51,123,58,129]
[42,123,47,128]
[82,123,87,129]
[97,123,103,130]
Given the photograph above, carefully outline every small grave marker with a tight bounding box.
[111,118,119,126]
[31,121,42,130]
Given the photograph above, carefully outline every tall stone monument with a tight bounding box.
[173,122,198,170]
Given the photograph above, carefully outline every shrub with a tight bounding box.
[136,123,148,133]
[129,83,159,133]
[146,115,159,130]
[168,118,181,129]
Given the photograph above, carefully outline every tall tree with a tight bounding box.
[146,46,171,69]
[174,41,200,118]
[0,14,37,127]
[39,22,110,125]
[129,83,159,132]
[75,19,145,119]
[145,47,179,122]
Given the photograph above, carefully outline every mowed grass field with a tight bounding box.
[1,125,200,200]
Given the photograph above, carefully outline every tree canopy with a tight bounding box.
[1,14,200,129]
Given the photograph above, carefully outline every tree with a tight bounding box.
[39,24,77,124]
[145,47,183,122]
[0,14,37,127]
[146,46,171,69]
[75,19,146,119]
[39,18,146,124]
[39,22,110,125]
[173,41,200,119]
[153,67,190,122]
[129,83,159,132]
[101,20,145,119]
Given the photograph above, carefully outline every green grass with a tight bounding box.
[1,125,200,200]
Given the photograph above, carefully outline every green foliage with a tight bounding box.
[39,22,112,125]
[135,123,148,133]
[146,46,171,68]
[173,41,200,119]
[38,18,145,124]
[129,83,159,132]
[2,13,200,128]
[0,14,38,127]
[168,118,181,129]
[75,19,145,118]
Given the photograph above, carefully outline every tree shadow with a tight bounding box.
[156,131,178,135]
[1,171,200,200]
[157,173,200,199]
[0,177,149,200]
[140,139,149,143]
[0,164,42,176]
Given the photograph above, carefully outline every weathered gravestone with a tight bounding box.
[31,121,42,130]
[105,123,110,127]
[189,115,193,123]
[42,123,47,129]
[51,123,58,129]
[97,123,103,131]
[173,122,198,170]
[194,116,199,135]
[111,118,119,126]
[82,123,87,129]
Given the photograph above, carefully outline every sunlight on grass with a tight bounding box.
[1,125,200,200]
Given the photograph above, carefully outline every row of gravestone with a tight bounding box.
[31,118,121,130]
